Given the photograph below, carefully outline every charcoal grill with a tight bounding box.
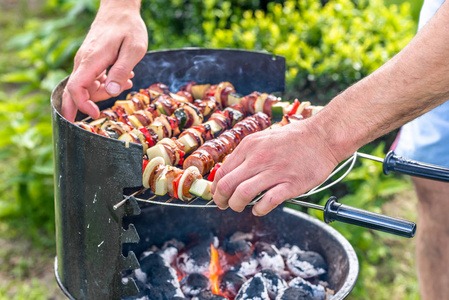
[51,48,360,299]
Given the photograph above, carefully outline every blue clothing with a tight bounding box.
[393,0,449,167]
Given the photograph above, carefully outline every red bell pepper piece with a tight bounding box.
[173,171,184,199]
[287,99,300,116]
[207,163,222,181]
[178,150,185,166]
[139,127,155,147]
[142,159,149,174]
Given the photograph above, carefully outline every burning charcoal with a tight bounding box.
[256,269,288,299]
[146,282,185,300]
[159,244,179,266]
[180,273,210,297]
[122,279,150,300]
[192,290,228,300]
[176,236,219,274]
[234,256,259,277]
[163,238,185,251]
[279,245,302,259]
[254,242,285,273]
[138,253,180,289]
[235,275,270,300]
[286,251,327,279]
[289,277,326,300]
[219,271,247,299]
[229,231,254,242]
[223,237,252,256]
[275,287,314,300]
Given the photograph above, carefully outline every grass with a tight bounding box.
[0,0,422,298]
[0,223,64,300]
[350,189,420,300]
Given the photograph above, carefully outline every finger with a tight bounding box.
[213,162,255,209]
[252,183,293,216]
[227,170,278,213]
[66,60,115,119]
[87,78,133,103]
[61,89,78,122]
[211,152,245,195]
[104,39,146,97]
[125,79,133,90]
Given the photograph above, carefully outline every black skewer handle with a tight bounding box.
[323,197,416,238]
[383,151,449,182]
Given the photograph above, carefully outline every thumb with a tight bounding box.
[105,40,147,97]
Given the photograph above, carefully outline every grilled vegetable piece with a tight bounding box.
[142,157,165,188]
[144,158,212,201]
[189,178,212,200]
[191,84,211,100]
[177,166,202,201]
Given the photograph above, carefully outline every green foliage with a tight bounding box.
[1,0,419,297]
[306,143,413,299]
[206,0,415,103]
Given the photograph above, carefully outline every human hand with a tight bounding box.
[211,120,341,216]
[61,1,148,122]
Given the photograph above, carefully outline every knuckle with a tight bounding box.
[235,184,255,201]
[110,64,130,79]
[267,192,286,206]
[216,178,233,197]
[246,151,267,168]
[133,41,147,54]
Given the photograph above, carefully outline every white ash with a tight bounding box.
[279,245,303,258]
[234,257,259,277]
[255,242,285,273]
[176,237,218,275]
[235,275,270,300]
[140,250,154,260]
[286,251,327,279]
[159,245,179,265]
[176,252,210,275]
[134,268,148,284]
[138,252,180,288]
[289,277,326,300]
[275,286,312,300]
[255,269,288,299]
[180,273,210,297]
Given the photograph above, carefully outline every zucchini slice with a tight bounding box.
[189,179,212,200]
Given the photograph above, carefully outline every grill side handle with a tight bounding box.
[323,197,417,238]
[383,151,449,182]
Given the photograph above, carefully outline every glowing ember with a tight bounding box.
[209,244,225,296]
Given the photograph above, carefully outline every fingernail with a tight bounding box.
[106,82,121,95]
[252,208,261,216]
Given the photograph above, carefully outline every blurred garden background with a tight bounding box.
[0,0,423,299]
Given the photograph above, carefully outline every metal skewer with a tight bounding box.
[113,189,146,210]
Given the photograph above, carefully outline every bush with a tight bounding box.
[1,0,417,296]
[207,0,415,103]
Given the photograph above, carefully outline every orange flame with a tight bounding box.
[209,244,225,296]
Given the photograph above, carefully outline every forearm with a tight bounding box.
[311,0,449,162]
[99,0,141,11]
